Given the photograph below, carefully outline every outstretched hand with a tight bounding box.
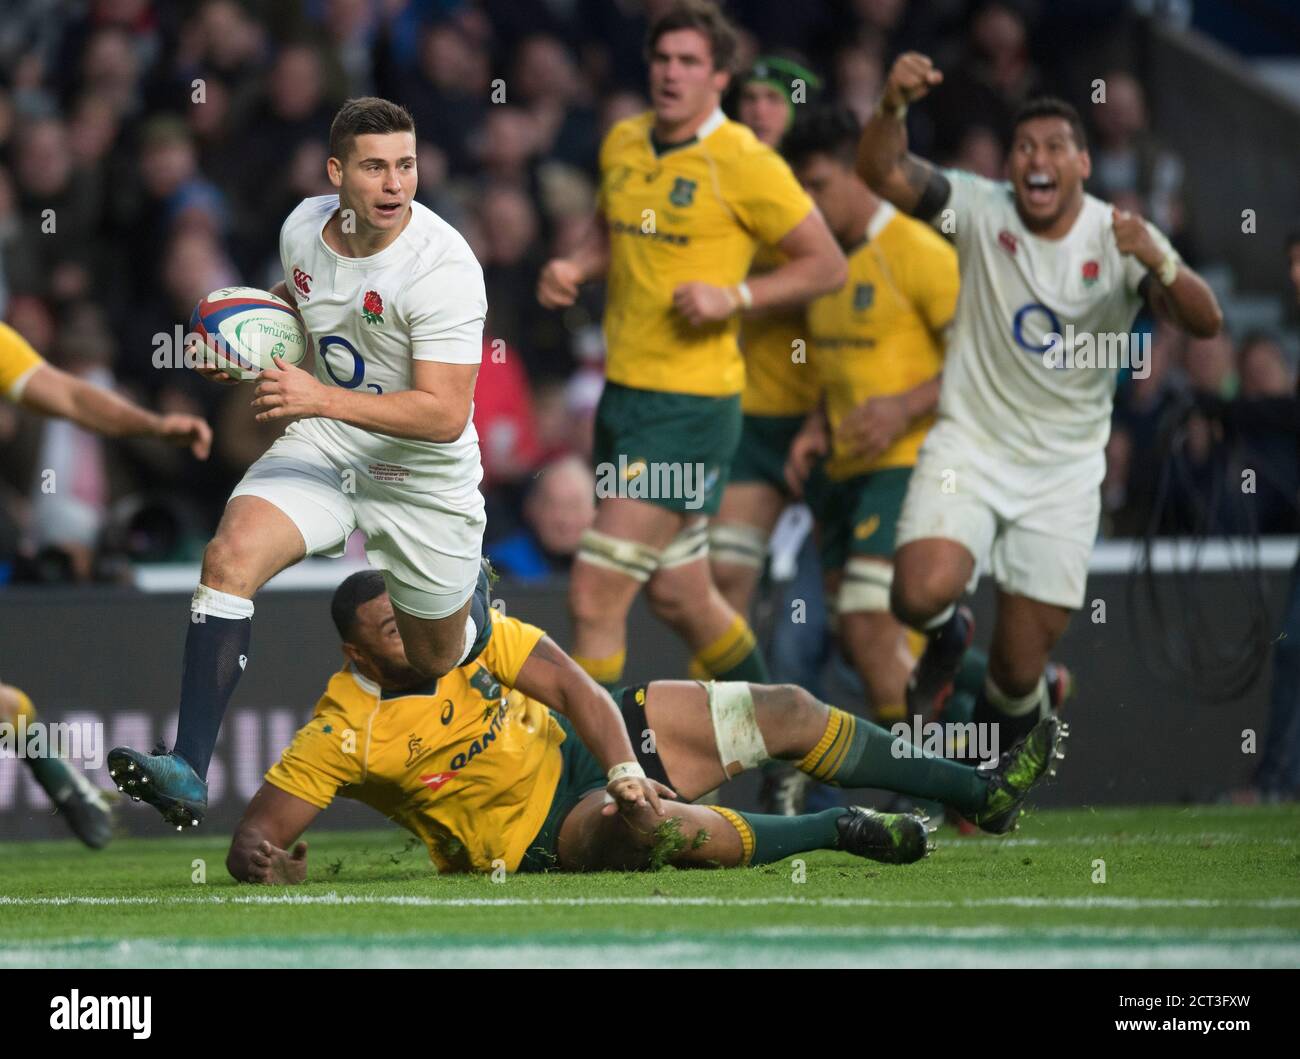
[247,839,309,885]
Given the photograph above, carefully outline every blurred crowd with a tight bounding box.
[0,0,1295,584]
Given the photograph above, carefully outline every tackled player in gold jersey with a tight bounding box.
[227,571,1065,882]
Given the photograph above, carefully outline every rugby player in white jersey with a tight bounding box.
[108,98,536,828]
[857,54,1223,752]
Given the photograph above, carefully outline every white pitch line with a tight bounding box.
[986,833,1300,847]
[3,893,1299,910]
[3,936,1298,970]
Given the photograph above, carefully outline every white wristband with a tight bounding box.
[735,281,753,310]
[876,95,908,121]
[607,761,646,783]
[1156,252,1179,287]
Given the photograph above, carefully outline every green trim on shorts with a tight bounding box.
[810,466,914,571]
[591,382,741,516]
[518,712,609,873]
[728,413,805,492]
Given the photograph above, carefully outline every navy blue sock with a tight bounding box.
[173,605,252,780]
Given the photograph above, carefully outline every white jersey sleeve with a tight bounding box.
[405,241,485,365]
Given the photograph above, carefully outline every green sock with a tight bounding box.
[710,805,843,865]
[26,755,74,800]
[698,615,771,683]
[798,706,989,816]
[954,646,988,698]
[713,645,770,683]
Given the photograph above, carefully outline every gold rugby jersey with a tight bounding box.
[740,244,818,416]
[809,203,958,479]
[0,323,46,402]
[598,108,814,397]
[265,611,568,873]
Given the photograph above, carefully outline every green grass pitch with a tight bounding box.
[2,805,1298,968]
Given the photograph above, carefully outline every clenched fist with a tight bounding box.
[1112,208,1162,270]
[537,258,585,308]
[883,52,943,110]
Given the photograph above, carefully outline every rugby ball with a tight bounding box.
[189,287,307,381]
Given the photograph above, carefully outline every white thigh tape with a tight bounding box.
[659,519,710,570]
[704,680,770,777]
[708,522,768,570]
[838,557,893,614]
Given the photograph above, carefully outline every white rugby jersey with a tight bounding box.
[278,195,486,493]
[928,171,1176,464]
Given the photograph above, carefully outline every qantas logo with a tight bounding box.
[419,771,459,793]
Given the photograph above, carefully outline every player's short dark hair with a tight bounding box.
[331,570,389,642]
[646,0,740,74]
[1012,96,1087,151]
[329,96,416,161]
[1286,229,1300,253]
[780,105,861,170]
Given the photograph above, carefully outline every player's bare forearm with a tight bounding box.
[570,215,611,282]
[24,364,157,437]
[538,215,609,308]
[857,52,950,218]
[1147,266,1223,338]
[901,373,942,421]
[227,784,318,884]
[319,384,473,443]
[514,637,641,773]
[748,211,847,311]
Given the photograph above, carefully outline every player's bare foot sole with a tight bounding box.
[107,744,208,830]
[836,806,934,864]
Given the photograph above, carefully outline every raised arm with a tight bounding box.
[226,783,321,884]
[1113,209,1224,338]
[856,52,951,219]
[512,635,676,816]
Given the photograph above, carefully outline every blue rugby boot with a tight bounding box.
[107,742,208,830]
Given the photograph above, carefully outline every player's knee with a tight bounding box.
[568,568,629,630]
[201,536,261,595]
[644,572,692,626]
[752,682,822,757]
[988,650,1046,699]
[890,566,957,627]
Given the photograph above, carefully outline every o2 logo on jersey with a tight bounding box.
[1012,302,1062,358]
[318,335,383,393]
